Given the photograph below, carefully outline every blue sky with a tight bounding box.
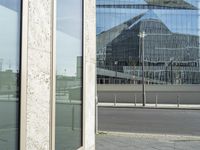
[57,0,82,76]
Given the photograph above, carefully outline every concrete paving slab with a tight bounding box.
[96,132,200,150]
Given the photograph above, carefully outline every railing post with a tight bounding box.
[155,95,158,108]
[114,94,117,106]
[96,95,98,134]
[177,95,180,108]
[72,104,75,130]
[134,94,137,107]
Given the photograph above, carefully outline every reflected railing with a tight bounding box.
[97,84,200,109]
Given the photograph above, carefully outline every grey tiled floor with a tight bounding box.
[96,132,200,150]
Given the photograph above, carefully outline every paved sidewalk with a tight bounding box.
[96,132,200,150]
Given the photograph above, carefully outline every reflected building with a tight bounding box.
[96,0,200,84]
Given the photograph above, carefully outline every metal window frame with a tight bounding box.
[50,0,56,149]
[20,0,28,149]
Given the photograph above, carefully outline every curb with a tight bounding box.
[98,103,200,110]
[97,131,200,140]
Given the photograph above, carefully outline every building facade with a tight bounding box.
[97,0,200,84]
[0,0,96,150]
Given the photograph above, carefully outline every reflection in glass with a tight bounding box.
[0,0,21,149]
[97,0,200,85]
[55,0,83,150]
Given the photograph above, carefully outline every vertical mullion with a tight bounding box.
[50,0,56,149]
[20,0,28,149]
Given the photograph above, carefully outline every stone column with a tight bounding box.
[24,0,53,149]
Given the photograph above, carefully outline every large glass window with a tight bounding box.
[96,0,200,104]
[55,0,83,149]
[0,0,21,149]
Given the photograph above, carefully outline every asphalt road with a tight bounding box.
[98,107,200,136]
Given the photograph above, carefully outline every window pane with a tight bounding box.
[96,1,200,103]
[0,0,21,149]
[55,0,83,150]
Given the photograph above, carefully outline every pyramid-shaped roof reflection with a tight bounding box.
[129,10,161,29]
[140,10,159,20]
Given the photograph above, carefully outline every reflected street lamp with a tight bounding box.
[114,61,118,84]
[138,31,147,107]
[165,62,168,83]
[170,57,174,84]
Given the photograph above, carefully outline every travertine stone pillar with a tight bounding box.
[26,0,52,149]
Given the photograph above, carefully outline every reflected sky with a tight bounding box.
[57,0,82,76]
[96,0,200,35]
[0,3,20,72]
[0,0,20,11]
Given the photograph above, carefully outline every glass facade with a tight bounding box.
[0,0,21,149]
[96,0,200,85]
[55,0,83,149]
